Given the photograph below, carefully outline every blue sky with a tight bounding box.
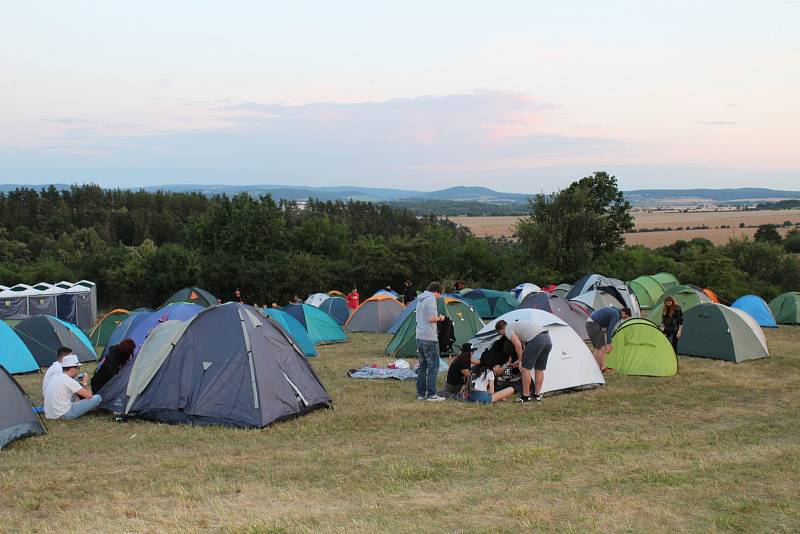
[1,1,798,192]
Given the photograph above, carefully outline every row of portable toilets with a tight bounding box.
[0,281,97,331]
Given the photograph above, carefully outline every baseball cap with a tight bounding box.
[461,342,475,352]
[61,354,82,368]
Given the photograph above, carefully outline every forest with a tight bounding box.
[1,172,798,309]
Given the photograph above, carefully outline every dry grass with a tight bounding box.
[3,329,800,532]
[452,210,800,246]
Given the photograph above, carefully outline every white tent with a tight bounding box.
[472,309,604,396]
[569,290,624,312]
[305,293,330,307]
[511,283,541,303]
[729,307,769,355]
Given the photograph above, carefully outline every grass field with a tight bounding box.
[3,329,800,532]
[452,209,800,246]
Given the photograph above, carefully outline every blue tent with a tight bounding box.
[731,295,778,328]
[318,296,350,325]
[125,303,205,353]
[261,309,318,356]
[373,289,399,299]
[0,321,39,374]
[283,304,347,344]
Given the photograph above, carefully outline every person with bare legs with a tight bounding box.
[585,306,631,372]
[494,319,552,403]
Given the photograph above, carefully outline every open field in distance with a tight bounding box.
[452,209,800,246]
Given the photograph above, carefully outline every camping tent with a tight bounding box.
[123,304,332,427]
[678,303,769,362]
[566,275,640,317]
[0,321,39,374]
[13,315,96,367]
[651,272,679,289]
[125,303,205,354]
[162,287,217,308]
[769,292,800,325]
[284,303,348,343]
[511,283,541,303]
[88,309,130,350]
[0,285,34,319]
[261,309,318,356]
[731,295,778,328]
[328,290,345,298]
[646,285,712,323]
[458,289,517,320]
[570,290,624,312]
[318,296,350,325]
[554,284,572,297]
[385,297,484,357]
[628,276,666,311]
[305,293,329,307]
[344,294,405,333]
[518,292,590,340]
[703,288,720,303]
[0,366,45,449]
[607,319,677,376]
[472,309,604,396]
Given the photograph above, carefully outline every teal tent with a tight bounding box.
[0,321,39,374]
[261,309,318,357]
[283,304,347,344]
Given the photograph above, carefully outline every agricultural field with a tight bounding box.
[452,209,800,246]
[3,329,800,532]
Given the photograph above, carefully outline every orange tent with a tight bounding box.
[702,288,720,303]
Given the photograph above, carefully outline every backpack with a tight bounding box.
[437,316,456,354]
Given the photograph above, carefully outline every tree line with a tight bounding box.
[1,172,798,310]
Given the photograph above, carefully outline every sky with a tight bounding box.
[1,1,798,192]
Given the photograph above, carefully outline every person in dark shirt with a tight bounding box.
[403,280,416,305]
[444,343,480,397]
[91,338,135,393]
[660,296,683,351]
[585,306,631,372]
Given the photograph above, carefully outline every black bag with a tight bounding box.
[437,316,456,354]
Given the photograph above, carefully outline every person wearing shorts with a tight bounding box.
[585,306,631,372]
[494,319,551,403]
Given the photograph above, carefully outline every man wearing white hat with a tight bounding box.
[43,354,102,420]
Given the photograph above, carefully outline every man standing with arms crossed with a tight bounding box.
[415,282,447,401]
[495,319,552,402]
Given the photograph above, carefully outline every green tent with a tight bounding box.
[458,288,517,320]
[385,297,483,357]
[678,303,769,362]
[628,276,665,311]
[646,285,711,323]
[607,318,677,376]
[88,309,130,350]
[162,287,217,308]
[768,292,800,324]
[651,272,679,290]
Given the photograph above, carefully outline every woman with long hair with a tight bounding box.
[660,295,683,352]
[467,353,516,405]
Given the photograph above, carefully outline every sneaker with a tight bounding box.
[416,396,426,401]
[516,395,532,403]
[532,393,543,402]
[426,394,447,402]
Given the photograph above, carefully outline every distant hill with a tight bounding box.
[624,188,800,204]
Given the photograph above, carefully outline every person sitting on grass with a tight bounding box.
[443,343,480,398]
[44,354,101,420]
[468,354,515,405]
[91,338,135,392]
[42,346,73,397]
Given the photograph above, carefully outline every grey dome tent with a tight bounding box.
[13,315,97,367]
[518,292,590,340]
[678,304,768,363]
[1,366,45,449]
[125,303,332,427]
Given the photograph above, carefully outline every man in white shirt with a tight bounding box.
[43,354,102,420]
[495,319,552,403]
[42,346,73,397]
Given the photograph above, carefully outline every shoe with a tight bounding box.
[416,396,426,401]
[426,394,447,402]
[532,393,543,402]
[516,396,532,403]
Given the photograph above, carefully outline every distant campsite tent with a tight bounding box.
[703,288,720,303]
[305,293,329,307]
[458,289,517,320]
[769,292,800,325]
[122,304,332,427]
[646,285,712,323]
[385,297,483,357]
[387,298,417,334]
[125,303,205,354]
[554,284,572,298]
[0,321,39,374]
[731,295,778,328]
[261,309,318,357]
[570,290,624,313]
[511,283,541,303]
[473,309,604,396]
[0,366,45,449]
[607,319,677,376]
[344,294,405,333]
[284,303,348,343]
[651,272,679,289]
[566,275,640,317]
[328,290,345,298]
[518,292,590,340]
[373,289,399,299]
[162,287,217,308]
[678,303,768,362]
[88,309,130,350]
[13,315,96,367]
[318,296,350,325]
[628,276,666,311]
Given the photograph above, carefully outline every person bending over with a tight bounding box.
[585,306,631,372]
[91,338,135,392]
[495,319,552,403]
[44,355,101,420]
[444,343,480,397]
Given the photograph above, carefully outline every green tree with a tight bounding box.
[754,224,782,243]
